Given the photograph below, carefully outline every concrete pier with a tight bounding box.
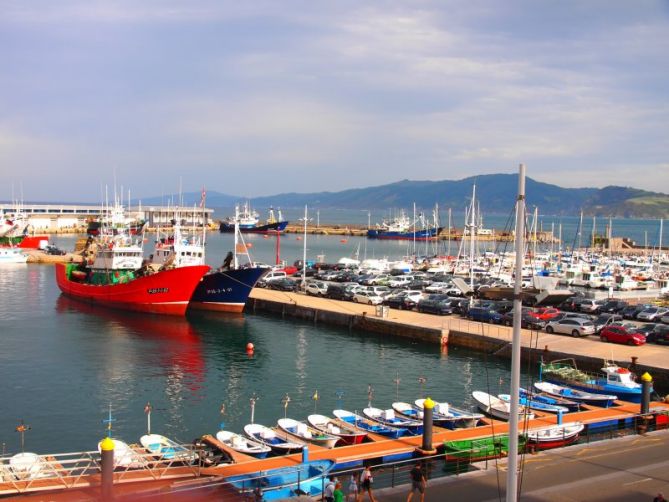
[249,289,669,392]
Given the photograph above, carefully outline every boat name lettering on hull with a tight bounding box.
[206,288,233,294]
[147,287,169,294]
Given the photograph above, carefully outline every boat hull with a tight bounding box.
[444,436,526,462]
[219,221,289,233]
[55,263,210,316]
[367,227,442,240]
[188,267,266,313]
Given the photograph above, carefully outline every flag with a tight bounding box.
[144,402,152,414]
[312,390,319,401]
[199,187,206,208]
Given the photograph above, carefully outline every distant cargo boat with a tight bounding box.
[219,203,288,233]
[367,208,442,240]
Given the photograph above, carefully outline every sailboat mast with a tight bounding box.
[506,163,526,502]
[413,202,416,258]
[469,185,476,302]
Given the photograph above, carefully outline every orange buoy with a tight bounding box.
[246,243,253,248]
[263,235,269,239]
[340,239,347,243]
[296,237,302,241]
[246,342,254,351]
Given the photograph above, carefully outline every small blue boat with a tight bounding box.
[534,381,617,407]
[225,459,334,501]
[333,409,408,438]
[519,388,580,412]
[498,393,570,414]
[363,406,423,435]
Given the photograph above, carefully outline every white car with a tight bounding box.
[366,285,391,297]
[545,318,596,337]
[388,276,413,288]
[305,281,329,297]
[352,291,385,305]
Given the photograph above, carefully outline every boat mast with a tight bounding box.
[578,210,583,254]
[233,205,239,269]
[413,202,416,258]
[447,208,452,257]
[506,163,526,502]
[302,204,308,288]
[468,185,476,304]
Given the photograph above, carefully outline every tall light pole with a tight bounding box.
[301,205,308,288]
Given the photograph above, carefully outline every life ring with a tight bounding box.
[617,368,630,374]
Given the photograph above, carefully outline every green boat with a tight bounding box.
[444,435,527,461]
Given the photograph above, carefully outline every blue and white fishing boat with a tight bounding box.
[540,359,645,404]
[534,381,617,407]
[498,393,570,414]
[332,409,408,439]
[414,399,483,429]
[225,459,334,501]
[363,406,423,435]
[519,387,580,412]
[215,430,271,459]
[243,423,304,455]
[139,434,198,462]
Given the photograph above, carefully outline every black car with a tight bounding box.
[417,295,454,315]
[651,324,669,344]
[266,278,298,292]
[326,283,350,300]
[383,292,409,309]
[44,244,66,255]
[500,311,546,330]
[598,300,628,314]
[621,304,651,320]
[632,323,659,342]
[558,297,589,312]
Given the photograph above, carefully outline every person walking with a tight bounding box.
[358,465,376,502]
[324,475,336,502]
[406,462,426,502]
[347,473,359,502]
[334,481,345,502]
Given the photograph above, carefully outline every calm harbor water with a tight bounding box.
[0,232,539,456]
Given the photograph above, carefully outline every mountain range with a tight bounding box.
[143,174,669,218]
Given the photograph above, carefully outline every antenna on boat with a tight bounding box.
[144,402,152,435]
[393,371,401,402]
[219,403,226,430]
[102,403,115,439]
[418,376,427,398]
[15,420,31,453]
[367,384,374,408]
[312,390,319,413]
[281,394,291,419]
[335,389,345,409]
[249,393,259,424]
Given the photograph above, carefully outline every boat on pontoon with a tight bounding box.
[215,430,271,458]
[306,414,368,445]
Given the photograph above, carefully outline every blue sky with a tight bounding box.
[1,1,668,202]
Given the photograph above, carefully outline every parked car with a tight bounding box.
[579,299,604,313]
[402,290,426,310]
[467,307,504,324]
[305,281,329,297]
[592,313,624,334]
[621,304,652,320]
[597,300,628,314]
[266,278,298,292]
[500,311,547,330]
[545,318,595,337]
[631,323,659,342]
[44,244,66,255]
[550,312,593,322]
[558,297,589,312]
[388,276,413,288]
[383,291,410,309]
[366,285,392,298]
[352,291,385,305]
[325,283,349,300]
[652,324,669,344]
[527,307,561,321]
[367,274,392,286]
[417,295,454,315]
[343,284,366,301]
[636,307,669,322]
[599,325,646,346]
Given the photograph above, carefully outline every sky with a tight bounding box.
[1,0,668,202]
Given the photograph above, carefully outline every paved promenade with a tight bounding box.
[249,288,669,379]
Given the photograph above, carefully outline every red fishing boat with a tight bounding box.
[55,263,209,316]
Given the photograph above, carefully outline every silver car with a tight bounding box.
[545,318,596,337]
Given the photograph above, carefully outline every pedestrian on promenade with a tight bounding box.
[654,493,666,502]
[347,473,359,502]
[334,481,345,502]
[406,462,426,502]
[324,475,336,502]
[358,465,376,502]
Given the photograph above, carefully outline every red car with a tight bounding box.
[528,307,561,321]
[599,325,646,346]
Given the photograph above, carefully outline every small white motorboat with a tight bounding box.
[97,438,148,469]
[472,391,535,421]
[277,418,339,449]
[0,248,28,264]
[215,430,271,458]
[307,414,367,445]
[243,423,304,455]
[139,434,198,462]
[8,452,49,480]
[526,422,584,449]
